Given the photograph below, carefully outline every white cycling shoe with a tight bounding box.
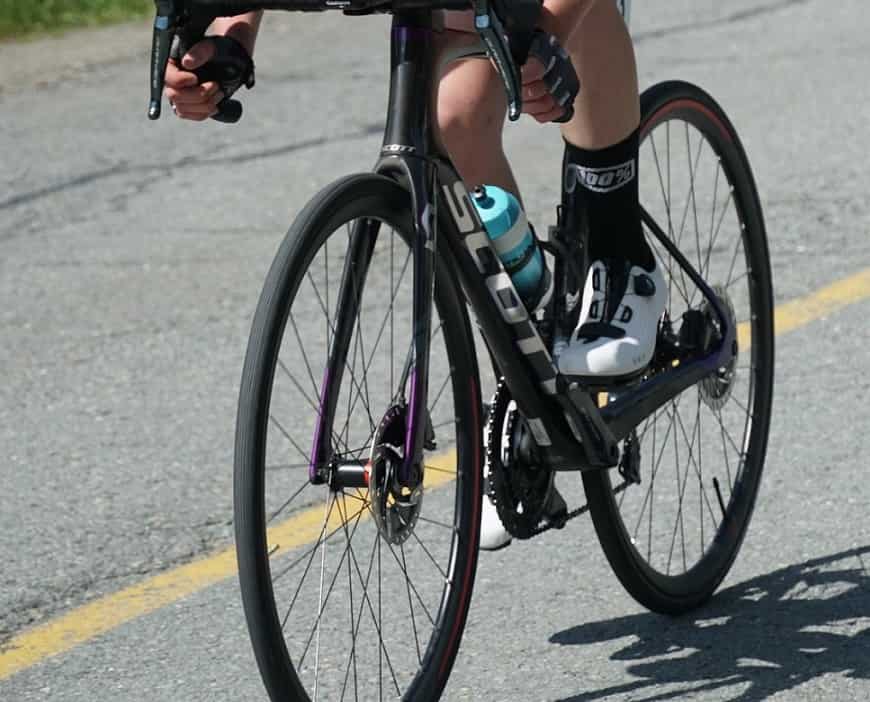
[558,258,667,379]
[480,492,512,551]
[479,481,568,551]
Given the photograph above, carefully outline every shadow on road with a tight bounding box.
[551,546,870,701]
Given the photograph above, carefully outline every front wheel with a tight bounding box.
[583,81,775,614]
[234,174,484,701]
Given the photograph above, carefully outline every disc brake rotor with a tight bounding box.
[368,403,423,545]
[699,284,738,411]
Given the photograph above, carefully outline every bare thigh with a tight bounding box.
[433,27,517,190]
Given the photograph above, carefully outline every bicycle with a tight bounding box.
[147,1,774,700]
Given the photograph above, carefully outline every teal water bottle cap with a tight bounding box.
[472,185,518,240]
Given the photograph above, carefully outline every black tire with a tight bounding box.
[582,81,775,614]
[234,174,484,701]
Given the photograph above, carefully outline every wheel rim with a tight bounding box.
[603,99,771,583]
[252,209,472,700]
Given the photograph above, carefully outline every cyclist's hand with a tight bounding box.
[521,56,564,123]
[165,41,224,121]
[520,32,579,124]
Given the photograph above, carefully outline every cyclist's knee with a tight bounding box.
[436,96,502,157]
[435,59,505,159]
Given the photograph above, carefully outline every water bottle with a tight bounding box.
[472,185,552,313]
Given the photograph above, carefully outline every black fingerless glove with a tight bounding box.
[172,34,255,123]
[527,31,580,124]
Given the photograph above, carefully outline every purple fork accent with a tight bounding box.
[402,369,420,484]
[309,368,331,481]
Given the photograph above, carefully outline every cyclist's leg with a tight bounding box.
[433,29,567,550]
[556,0,666,378]
[560,0,639,149]
[433,29,518,197]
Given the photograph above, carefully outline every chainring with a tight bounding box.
[485,381,555,539]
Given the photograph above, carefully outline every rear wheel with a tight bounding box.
[234,174,483,700]
[583,81,775,614]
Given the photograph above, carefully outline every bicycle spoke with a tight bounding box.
[698,395,704,551]
[374,521,436,627]
[270,414,311,464]
[338,506,403,697]
[401,543,424,665]
[409,530,449,581]
[298,503,370,672]
[726,270,750,290]
[631,403,679,543]
[302,268,373,434]
[378,531,383,702]
[715,404,735,489]
[266,462,315,472]
[649,410,657,562]
[343,245,413,430]
[669,125,702,297]
[686,123,705,276]
[666,402,689,575]
[673,401,719,534]
[706,159,722,272]
[724,227,745,290]
[416,514,458,532]
[701,172,734,283]
[339,532,379,702]
[429,373,452,417]
[273,498,364,588]
[714,409,746,468]
[268,480,312,525]
[648,129,688,310]
[313,495,332,700]
[276,357,347,452]
[729,392,753,420]
[290,306,325,405]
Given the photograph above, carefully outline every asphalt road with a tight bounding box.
[3,0,870,699]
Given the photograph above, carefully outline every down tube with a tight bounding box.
[434,160,572,451]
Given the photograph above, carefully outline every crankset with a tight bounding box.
[485,381,563,539]
[485,381,638,539]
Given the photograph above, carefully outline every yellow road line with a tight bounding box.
[3,266,870,681]
[0,453,457,681]
[772,267,870,334]
[735,267,870,351]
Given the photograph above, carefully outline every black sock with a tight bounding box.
[562,129,654,271]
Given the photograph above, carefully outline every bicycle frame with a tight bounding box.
[316,9,736,484]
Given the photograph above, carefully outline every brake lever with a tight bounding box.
[149,0,181,119]
[473,0,523,121]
